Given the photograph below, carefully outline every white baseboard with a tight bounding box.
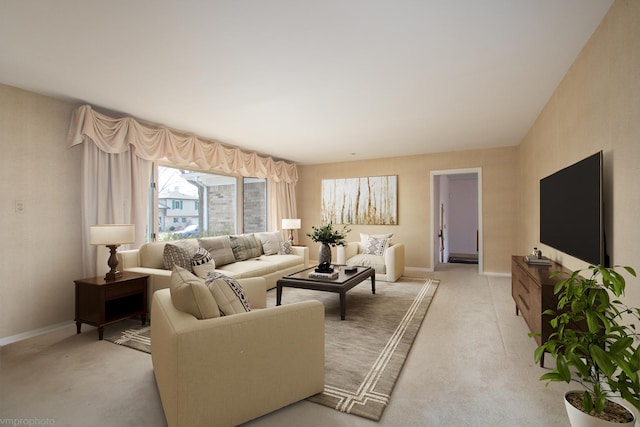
[0,320,74,347]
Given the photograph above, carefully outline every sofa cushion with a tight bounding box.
[170,266,220,319]
[164,240,198,271]
[345,253,386,274]
[191,248,216,279]
[139,241,169,269]
[215,259,277,278]
[255,231,284,256]
[362,235,390,256]
[230,234,263,261]
[198,236,236,267]
[205,272,251,315]
[279,239,293,255]
[257,254,302,270]
[360,232,393,248]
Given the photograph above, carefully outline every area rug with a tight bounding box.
[105,277,439,421]
[271,277,439,421]
[104,322,151,354]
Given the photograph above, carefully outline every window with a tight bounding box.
[155,166,267,240]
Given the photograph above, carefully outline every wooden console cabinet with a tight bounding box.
[511,255,571,365]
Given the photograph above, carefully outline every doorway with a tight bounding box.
[430,168,483,273]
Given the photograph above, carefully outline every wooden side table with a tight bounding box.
[74,272,149,340]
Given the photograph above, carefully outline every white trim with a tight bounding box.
[0,321,74,347]
[430,168,483,274]
[483,271,512,278]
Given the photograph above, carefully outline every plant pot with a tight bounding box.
[564,391,636,427]
[318,243,331,265]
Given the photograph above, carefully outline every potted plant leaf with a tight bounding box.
[306,222,350,265]
[532,264,639,426]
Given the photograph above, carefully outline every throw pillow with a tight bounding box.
[169,266,220,319]
[255,231,284,256]
[360,232,393,248]
[191,247,216,279]
[163,240,197,271]
[362,236,389,256]
[205,272,251,316]
[229,234,263,261]
[198,236,236,267]
[279,239,293,255]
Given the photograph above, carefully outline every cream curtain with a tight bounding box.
[69,105,299,276]
[81,143,151,277]
[268,180,299,243]
[68,105,298,183]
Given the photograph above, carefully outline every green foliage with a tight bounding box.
[533,264,640,414]
[306,222,351,246]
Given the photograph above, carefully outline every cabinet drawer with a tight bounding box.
[105,280,144,299]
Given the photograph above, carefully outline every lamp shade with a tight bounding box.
[90,224,135,245]
[281,219,301,230]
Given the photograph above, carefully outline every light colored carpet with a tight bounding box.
[0,265,579,426]
[270,277,438,420]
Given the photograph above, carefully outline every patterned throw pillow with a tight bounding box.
[205,272,251,316]
[279,239,293,255]
[191,247,216,279]
[229,234,263,261]
[163,240,197,271]
[362,236,389,256]
[170,266,220,319]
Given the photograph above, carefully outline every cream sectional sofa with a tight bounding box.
[117,234,309,308]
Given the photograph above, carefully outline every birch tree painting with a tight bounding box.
[321,176,397,225]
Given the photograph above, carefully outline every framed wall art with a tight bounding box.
[321,175,397,225]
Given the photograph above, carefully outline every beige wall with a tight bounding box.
[297,146,518,275]
[517,1,640,293]
[0,84,82,340]
[2,0,637,341]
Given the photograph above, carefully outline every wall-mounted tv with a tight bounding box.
[539,151,605,266]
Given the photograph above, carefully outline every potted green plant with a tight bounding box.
[533,264,639,426]
[306,222,351,265]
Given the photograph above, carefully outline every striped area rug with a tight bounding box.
[271,277,439,421]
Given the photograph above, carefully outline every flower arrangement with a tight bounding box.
[306,222,351,246]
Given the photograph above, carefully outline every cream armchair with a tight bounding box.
[151,277,325,427]
[337,241,405,282]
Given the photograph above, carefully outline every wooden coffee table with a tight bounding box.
[276,266,375,320]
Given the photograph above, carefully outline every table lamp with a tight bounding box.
[90,224,135,280]
[281,218,301,245]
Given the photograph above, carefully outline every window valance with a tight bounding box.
[67,104,298,183]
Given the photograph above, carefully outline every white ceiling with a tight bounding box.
[0,0,612,165]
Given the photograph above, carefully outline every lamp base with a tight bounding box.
[104,271,123,281]
[104,244,122,281]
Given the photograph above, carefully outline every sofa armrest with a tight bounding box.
[291,245,309,266]
[151,289,324,427]
[384,243,405,282]
[336,242,360,264]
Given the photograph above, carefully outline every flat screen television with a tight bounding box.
[539,151,605,266]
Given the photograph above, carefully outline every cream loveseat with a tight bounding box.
[152,273,324,427]
[118,233,309,307]
[336,233,405,282]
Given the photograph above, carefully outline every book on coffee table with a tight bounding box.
[308,271,339,280]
